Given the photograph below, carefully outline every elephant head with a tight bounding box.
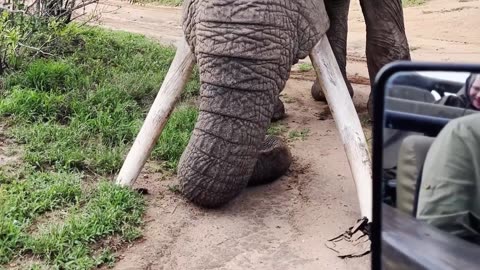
[177,0,331,208]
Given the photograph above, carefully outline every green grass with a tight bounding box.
[152,104,198,169]
[288,128,310,141]
[26,181,144,268]
[402,0,426,7]
[0,23,200,269]
[298,63,313,72]
[0,170,144,269]
[1,25,200,174]
[281,94,295,104]
[267,123,310,142]
[267,122,288,136]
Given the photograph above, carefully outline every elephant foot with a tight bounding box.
[311,78,354,102]
[311,79,326,102]
[248,135,292,186]
[271,97,286,122]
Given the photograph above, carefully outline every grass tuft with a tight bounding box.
[298,63,313,72]
[288,128,310,141]
[152,104,199,169]
[1,26,200,174]
[25,182,145,269]
[267,122,288,136]
[402,0,426,7]
[0,171,82,264]
[0,24,199,268]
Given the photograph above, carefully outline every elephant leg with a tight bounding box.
[271,97,286,122]
[248,135,292,186]
[359,0,411,117]
[311,0,354,102]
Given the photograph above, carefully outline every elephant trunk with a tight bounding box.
[178,0,329,207]
[177,43,291,208]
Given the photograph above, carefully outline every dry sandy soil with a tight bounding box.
[76,0,480,269]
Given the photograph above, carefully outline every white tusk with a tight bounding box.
[116,37,195,187]
[309,36,373,221]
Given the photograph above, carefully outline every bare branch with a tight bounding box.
[17,42,54,56]
[70,0,99,12]
[71,0,102,24]
[57,0,99,21]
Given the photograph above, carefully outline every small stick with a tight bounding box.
[171,203,179,215]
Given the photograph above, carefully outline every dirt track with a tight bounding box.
[81,0,480,269]
[84,0,480,80]
[110,83,371,270]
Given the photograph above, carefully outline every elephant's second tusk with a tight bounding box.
[116,37,195,187]
[309,36,373,221]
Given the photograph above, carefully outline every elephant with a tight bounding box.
[176,0,409,208]
[310,0,411,118]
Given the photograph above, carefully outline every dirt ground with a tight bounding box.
[78,0,480,269]
[108,83,371,270]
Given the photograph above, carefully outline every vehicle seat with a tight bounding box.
[387,85,436,103]
[383,86,435,170]
[396,135,435,216]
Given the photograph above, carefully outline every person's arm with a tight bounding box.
[416,118,479,241]
[434,94,467,108]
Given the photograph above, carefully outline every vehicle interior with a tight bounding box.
[379,70,480,269]
[382,72,479,218]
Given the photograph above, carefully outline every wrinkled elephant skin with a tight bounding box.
[178,0,330,208]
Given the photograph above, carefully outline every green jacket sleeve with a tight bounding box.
[416,114,480,243]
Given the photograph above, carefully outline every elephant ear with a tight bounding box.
[296,0,330,60]
[181,0,198,55]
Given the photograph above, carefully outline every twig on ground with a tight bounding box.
[171,203,179,214]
